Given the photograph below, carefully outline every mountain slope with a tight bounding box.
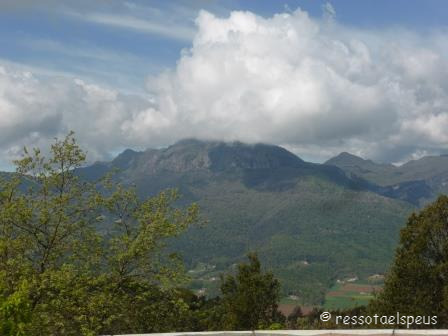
[77,140,415,304]
[326,153,448,206]
[325,152,396,185]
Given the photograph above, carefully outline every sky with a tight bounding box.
[1,0,448,169]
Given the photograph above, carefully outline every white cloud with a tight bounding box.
[59,1,203,42]
[1,0,199,42]
[0,66,152,166]
[322,2,336,21]
[23,39,144,65]
[77,12,196,41]
[131,9,448,162]
[1,8,448,167]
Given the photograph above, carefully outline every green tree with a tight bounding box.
[0,132,200,335]
[369,195,448,327]
[219,253,283,330]
[0,280,31,336]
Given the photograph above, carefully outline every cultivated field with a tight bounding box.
[323,282,382,310]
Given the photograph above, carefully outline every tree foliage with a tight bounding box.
[0,132,200,335]
[0,133,291,334]
[218,253,283,330]
[369,195,448,327]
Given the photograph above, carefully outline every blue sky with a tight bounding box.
[1,1,448,169]
[1,0,447,91]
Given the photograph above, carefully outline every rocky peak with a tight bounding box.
[208,142,304,171]
[112,139,305,174]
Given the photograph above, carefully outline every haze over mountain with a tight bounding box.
[76,139,427,304]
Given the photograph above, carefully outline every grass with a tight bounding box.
[280,297,303,305]
[323,282,381,310]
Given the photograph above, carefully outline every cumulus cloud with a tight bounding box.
[1,7,448,167]
[130,8,448,162]
[0,65,152,167]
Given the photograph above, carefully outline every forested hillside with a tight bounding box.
[78,139,416,304]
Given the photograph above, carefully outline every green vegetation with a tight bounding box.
[0,134,290,334]
[218,253,284,330]
[0,133,201,334]
[323,283,376,310]
[369,195,448,327]
[176,176,412,304]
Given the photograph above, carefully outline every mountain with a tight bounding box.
[325,152,396,185]
[77,140,415,304]
[398,155,448,184]
[325,153,448,206]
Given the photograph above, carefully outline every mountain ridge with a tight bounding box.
[73,139,419,304]
[79,140,448,206]
[325,151,448,205]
